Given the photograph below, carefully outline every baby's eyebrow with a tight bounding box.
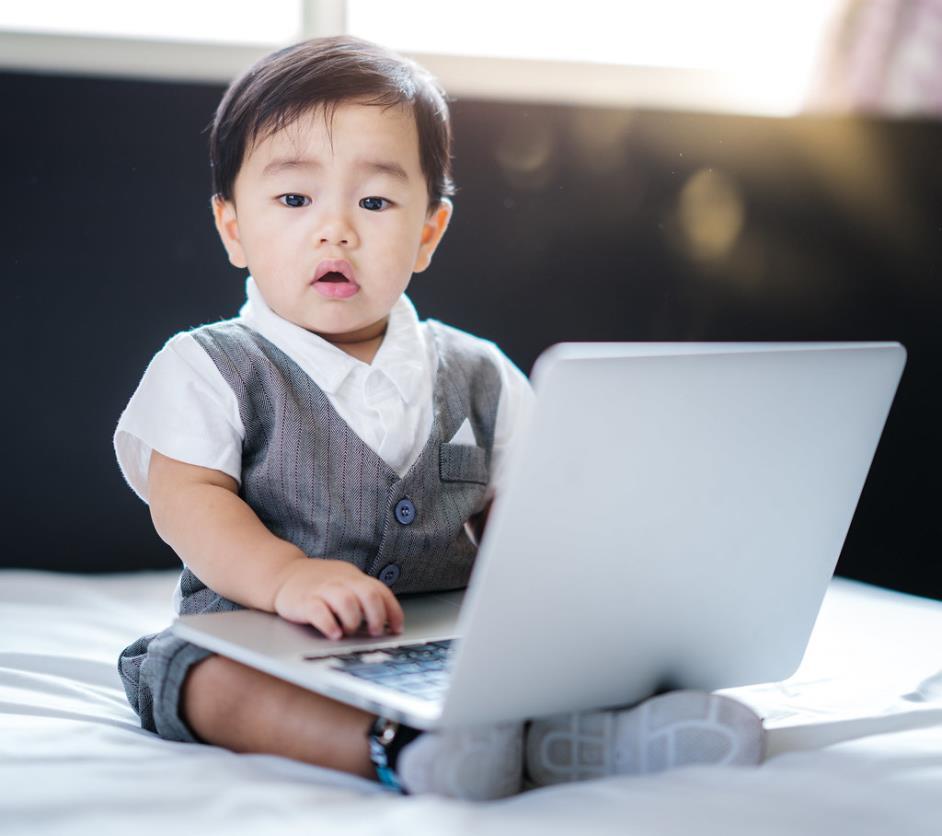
[260,157,410,182]
[262,157,321,177]
[355,159,410,182]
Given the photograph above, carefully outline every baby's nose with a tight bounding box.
[315,213,356,247]
[317,221,354,245]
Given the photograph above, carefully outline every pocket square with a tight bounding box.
[448,417,477,446]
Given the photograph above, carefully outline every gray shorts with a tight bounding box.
[118,578,243,743]
[118,629,214,743]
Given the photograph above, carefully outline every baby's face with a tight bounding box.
[214,101,451,344]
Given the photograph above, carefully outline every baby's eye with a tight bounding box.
[279,194,311,208]
[359,196,390,211]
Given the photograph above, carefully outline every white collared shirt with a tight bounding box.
[114,277,534,504]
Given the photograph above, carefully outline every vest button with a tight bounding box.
[394,498,416,525]
[379,564,401,586]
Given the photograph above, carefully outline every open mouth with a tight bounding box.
[312,259,360,298]
[313,259,357,284]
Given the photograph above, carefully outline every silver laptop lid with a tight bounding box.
[438,342,905,726]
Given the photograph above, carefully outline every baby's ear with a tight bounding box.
[212,194,248,269]
[414,198,453,273]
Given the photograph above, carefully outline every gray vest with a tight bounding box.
[176,319,502,615]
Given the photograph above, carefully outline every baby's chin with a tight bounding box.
[299,312,390,347]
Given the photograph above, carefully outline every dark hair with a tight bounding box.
[209,35,455,209]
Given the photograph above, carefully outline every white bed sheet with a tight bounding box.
[1,569,940,836]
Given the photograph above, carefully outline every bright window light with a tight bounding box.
[0,0,302,45]
[348,0,842,114]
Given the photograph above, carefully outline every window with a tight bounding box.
[0,0,302,45]
[347,0,843,115]
[1,0,842,114]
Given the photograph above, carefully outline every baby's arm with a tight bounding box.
[148,450,404,639]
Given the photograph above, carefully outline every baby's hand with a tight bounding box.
[272,559,405,640]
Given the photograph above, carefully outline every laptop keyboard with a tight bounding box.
[330,639,453,701]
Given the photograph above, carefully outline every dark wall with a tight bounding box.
[3,71,940,598]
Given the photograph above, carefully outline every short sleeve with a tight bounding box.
[485,344,536,502]
[113,332,244,504]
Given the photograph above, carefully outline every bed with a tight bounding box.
[2,568,940,835]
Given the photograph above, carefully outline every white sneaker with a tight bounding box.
[397,721,524,800]
[526,691,765,786]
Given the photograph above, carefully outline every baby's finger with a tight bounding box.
[357,587,393,637]
[380,586,405,634]
[306,597,343,641]
[322,586,365,634]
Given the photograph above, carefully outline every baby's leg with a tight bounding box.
[182,654,375,779]
[182,655,525,799]
[121,633,522,797]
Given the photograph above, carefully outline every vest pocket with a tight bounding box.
[439,442,488,485]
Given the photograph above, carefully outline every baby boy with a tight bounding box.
[115,36,763,800]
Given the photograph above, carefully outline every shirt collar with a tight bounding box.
[237,276,428,403]
[372,293,428,406]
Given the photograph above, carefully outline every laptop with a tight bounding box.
[173,341,906,730]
